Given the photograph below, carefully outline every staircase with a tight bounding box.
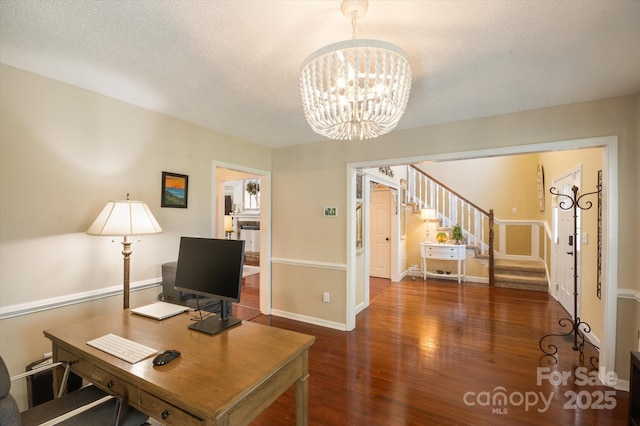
[494,259,548,292]
[407,166,551,291]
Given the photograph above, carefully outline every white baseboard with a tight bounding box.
[614,379,629,392]
[270,309,347,331]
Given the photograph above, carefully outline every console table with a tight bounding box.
[420,243,466,283]
[44,310,314,425]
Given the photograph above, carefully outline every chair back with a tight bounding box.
[0,355,21,426]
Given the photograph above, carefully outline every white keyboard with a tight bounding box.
[87,333,157,364]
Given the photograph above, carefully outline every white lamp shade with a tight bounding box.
[419,208,437,221]
[87,200,163,236]
[224,215,233,233]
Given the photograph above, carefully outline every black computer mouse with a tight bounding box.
[153,350,180,366]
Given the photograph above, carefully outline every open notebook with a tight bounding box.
[130,302,189,320]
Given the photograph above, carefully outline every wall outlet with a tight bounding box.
[323,292,330,303]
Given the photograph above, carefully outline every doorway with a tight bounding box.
[213,161,271,316]
[347,136,617,378]
[552,167,581,315]
[369,185,392,279]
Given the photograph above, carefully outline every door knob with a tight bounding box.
[566,251,573,255]
[385,237,389,241]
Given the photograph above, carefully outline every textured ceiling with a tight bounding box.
[1,1,639,148]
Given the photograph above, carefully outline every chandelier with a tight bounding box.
[300,0,412,141]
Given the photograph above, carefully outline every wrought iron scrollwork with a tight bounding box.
[539,184,601,369]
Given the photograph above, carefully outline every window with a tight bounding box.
[243,179,260,210]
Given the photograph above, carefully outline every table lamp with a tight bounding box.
[224,215,233,239]
[87,194,163,309]
[419,208,438,242]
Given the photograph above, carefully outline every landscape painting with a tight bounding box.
[161,171,188,208]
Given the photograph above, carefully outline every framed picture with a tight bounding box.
[537,163,545,211]
[161,171,188,208]
[324,206,338,217]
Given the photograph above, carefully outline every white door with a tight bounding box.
[553,169,581,315]
[370,187,391,278]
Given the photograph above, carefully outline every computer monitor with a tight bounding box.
[174,237,245,335]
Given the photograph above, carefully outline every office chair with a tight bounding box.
[0,354,148,426]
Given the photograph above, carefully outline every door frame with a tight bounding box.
[346,135,617,386]
[358,175,401,312]
[212,161,271,315]
[369,184,393,279]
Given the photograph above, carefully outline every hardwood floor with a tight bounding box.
[239,276,629,425]
[231,272,261,320]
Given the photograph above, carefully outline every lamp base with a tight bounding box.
[121,237,132,310]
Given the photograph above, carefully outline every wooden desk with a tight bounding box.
[44,310,315,425]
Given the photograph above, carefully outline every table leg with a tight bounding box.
[463,258,467,282]
[422,257,427,279]
[295,350,309,425]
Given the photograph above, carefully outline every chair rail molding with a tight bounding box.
[0,278,161,319]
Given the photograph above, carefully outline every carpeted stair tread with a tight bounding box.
[494,259,548,292]
[494,259,546,272]
[494,273,548,285]
[494,280,548,292]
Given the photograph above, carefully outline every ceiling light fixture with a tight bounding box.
[300,0,412,141]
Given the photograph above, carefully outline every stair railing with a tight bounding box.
[408,166,555,287]
[408,166,495,285]
[408,166,492,253]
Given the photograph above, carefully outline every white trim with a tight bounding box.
[346,166,357,330]
[354,300,367,315]
[271,257,347,270]
[618,288,640,301]
[614,379,630,392]
[212,161,272,316]
[601,137,618,386]
[368,176,401,283]
[582,327,600,348]
[270,309,347,331]
[0,278,161,320]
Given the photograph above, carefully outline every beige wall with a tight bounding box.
[421,154,541,219]
[0,64,271,405]
[272,94,639,380]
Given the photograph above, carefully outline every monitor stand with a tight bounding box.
[188,300,242,336]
